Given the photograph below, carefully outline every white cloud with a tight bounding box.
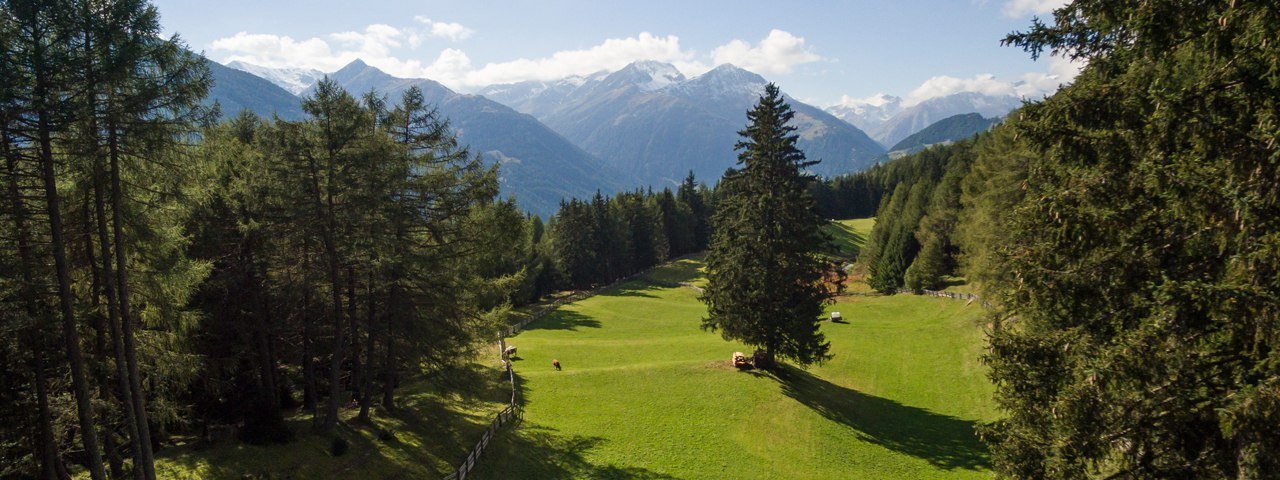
[710,29,821,75]
[832,93,899,109]
[448,32,711,87]
[413,16,473,42]
[1002,0,1067,17]
[210,32,338,70]
[902,55,1084,105]
[210,24,833,92]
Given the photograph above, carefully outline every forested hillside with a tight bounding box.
[817,2,1280,477]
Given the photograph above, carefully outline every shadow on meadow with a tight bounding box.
[824,222,867,258]
[524,309,602,331]
[773,365,990,471]
[470,425,679,480]
[155,362,511,479]
[642,257,705,285]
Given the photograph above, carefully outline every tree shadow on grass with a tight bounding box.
[642,257,705,285]
[603,280,664,299]
[825,222,867,258]
[524,309,602,331]
[156,362,515,479]
[469,425,679,480]
[773,365,990,471]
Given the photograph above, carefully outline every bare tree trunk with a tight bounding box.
[87,115,145,480]
[36,85,107,480]
[4,124,67,480]
[347,267,360,407]
[357,270,375,422]
[34,356,69,480]
[301,242,317,414]
[309,153,344,433]
[381,285,397,410]
[108,126,155,480]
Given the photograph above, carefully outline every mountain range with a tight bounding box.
[209,57,1021,214]
[480,61,885,184]
[826,92,1023,148]
[214,59,627,216]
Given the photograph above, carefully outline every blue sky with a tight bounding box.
[151,0,1075,107]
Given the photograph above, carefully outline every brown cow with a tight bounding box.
[552,359,561,371]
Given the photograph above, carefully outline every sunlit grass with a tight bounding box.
[475,257,996,479]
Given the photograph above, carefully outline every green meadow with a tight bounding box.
[473,219,996,479]
[146,218,996,479]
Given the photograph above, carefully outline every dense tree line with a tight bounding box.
[823,0,1280,477]
[0,1,520,476]
[856,140,975,293]
[546,173,713,291]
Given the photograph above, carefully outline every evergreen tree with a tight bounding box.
[700,84,841,367]
[978,2,1280,477]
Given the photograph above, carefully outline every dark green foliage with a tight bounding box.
[972,2,1280,478]
[329,437,349,457]
[700,84,843,367]
[546,175,711,291]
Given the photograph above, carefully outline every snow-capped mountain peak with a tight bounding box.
[670,63,767,99]
[824,94,904,132]
[607,60,686,92]
[224,60,324,96]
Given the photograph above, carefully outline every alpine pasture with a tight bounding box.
[474,219,996,479]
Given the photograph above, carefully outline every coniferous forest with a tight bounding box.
[3,0,1279,479]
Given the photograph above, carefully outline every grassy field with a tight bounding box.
[146,218,995,479]
[473,225,996,478]
[823,217,875,258]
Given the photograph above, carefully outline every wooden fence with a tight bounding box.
[444,260,694,479]
[897,288,991,308]
[442,364,521,480]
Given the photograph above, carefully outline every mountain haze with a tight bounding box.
[868,92,1022,147]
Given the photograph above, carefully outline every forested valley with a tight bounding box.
[3,0,1279,479]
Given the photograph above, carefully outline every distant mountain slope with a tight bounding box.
[225,61,324,95]
[310,60,630,216]
[888,113,1000,155]
[485,61,885,184]
[870,92,1022,147]
[825,94,902,133]
[205,59,306,121]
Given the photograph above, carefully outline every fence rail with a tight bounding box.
[446,254,705,479]
[897,288,992,308]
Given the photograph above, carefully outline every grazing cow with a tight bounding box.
[552,359,561,371]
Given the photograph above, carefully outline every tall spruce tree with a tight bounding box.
[700,84,841,367]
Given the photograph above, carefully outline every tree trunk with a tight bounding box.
[301,243,317,414]
[91,122,144,480]
[310,152,344,433]
[34,356,69,480]
[4,125,68,480]
[357,270,376,422]
[108,125,155,480]
[36,80,107,480]
[347,267,361,407]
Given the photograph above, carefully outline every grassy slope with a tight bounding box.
[474,219,995,479]
[823,218,875,258]
[149,359,510,479]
